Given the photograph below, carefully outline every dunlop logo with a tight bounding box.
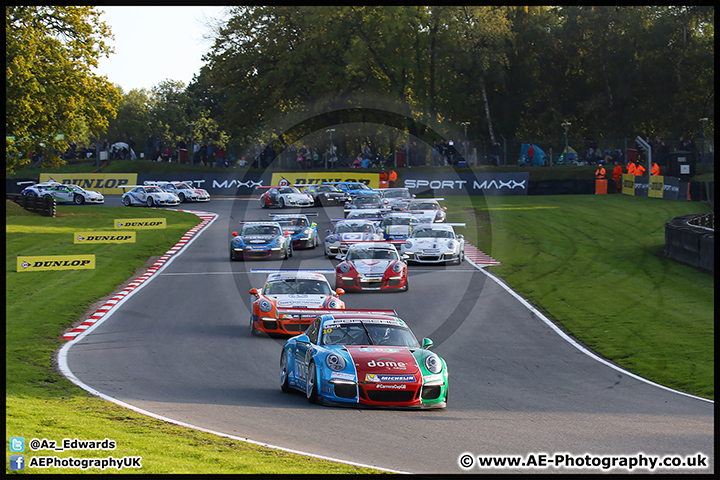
[114,218,166,229]
[18,255,96,272]
[74,231,136,244]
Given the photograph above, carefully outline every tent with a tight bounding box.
[519,143,548,166]
[557,146,579,165]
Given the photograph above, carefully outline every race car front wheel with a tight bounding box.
[306,361,319,403]
[74,194,85,205]
[280,351,291,393]
[123,196,131,206]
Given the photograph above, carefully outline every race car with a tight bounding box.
[343,191,388,217]
[335,242,408,292]
[300,184,349,206]
[324,219,384,258]
[19,180,61,197]
[258,186,314,208]
[248,271,345,336]
[378,212,421,242]
[230,221,293,261]
[380,188,415,210]
[39,183,104,204]
[406,199,447,223]
[271,213,319,249]
[328,181,375,198]
[280,309,448,409]
[147,181,210,203]
[119,185,181,207]
[401,223,465,264]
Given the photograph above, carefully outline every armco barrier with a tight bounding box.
[7,193,56,217]
[664,213,714,273]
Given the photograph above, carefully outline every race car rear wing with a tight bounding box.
[276,308,398,318]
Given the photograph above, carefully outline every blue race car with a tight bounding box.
[279,309,448,409]
[270,213,319,249]
[230,221,293,261]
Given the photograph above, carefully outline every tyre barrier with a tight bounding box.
[664,213,714,273]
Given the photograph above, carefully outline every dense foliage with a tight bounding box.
[6,6,121,173]
[6,6,714,172]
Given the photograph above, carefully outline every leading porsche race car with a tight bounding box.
[380,188,415,211]
[230,221,293,261]
[271,213,319,249]
[120,185,181,207]
[324,219,384,258]
[280,309,448,409]
[401,223,465,264]
[258,186,314,208]
[147,181,210,203]
[249,271,345,336]
[299,184,350,206]
[335,242,408,292]
[41,184,104,204]
[343,191,387,217]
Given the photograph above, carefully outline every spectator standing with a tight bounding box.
[492,141,501,166]
[627,158,637,176]
[651,161,660,176]
[431,140,440,167]
[388,169,398,188]
[612,161,623,192]
[128,136,136,160]
[634,160,646,177]
[206,142,214,167]
[154,136,163,161]
[527,144,535,166]
[193,140,201,165]
[215,145,226,167]
[595,163,606,179]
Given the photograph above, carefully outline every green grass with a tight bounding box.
[6,189,714,473]
[445,194,714,399]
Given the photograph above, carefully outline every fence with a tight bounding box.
[6,193,56,217]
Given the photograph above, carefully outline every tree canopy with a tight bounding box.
[6,6,120,173]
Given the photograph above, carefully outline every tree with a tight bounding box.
[6,6,120,173]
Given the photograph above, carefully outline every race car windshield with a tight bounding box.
[264,279,331,295]
[409,202,438,210]
[346,249,397,261]
[242,225,281,236]
[175,183,192,190]
[411,229,453,239]
[383,190,411,199]
[145,186,162,193]
[322,323,419,347]
[277,218,308,227]
[278,187,301,194]
[335,223,374,233]
[318,185,339,192]
[354,195,381,205]
[381,217,415,226]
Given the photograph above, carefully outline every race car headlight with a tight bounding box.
[447,240,456,250]
[391,262,403,273]
[327,298,342,309]
[339,263,351,274]
[232,237,244,247]
[425,354,442,374]
[326,235,338,243]
[405,240,413,249]
[326,353,346,371]
[302,228,311,236]
[258,299,273,313]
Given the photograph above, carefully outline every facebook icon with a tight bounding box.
[10,455,25,470]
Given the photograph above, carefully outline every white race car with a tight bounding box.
[380,187,415,210]
[259,186,315,208]
[406,199,447,223]
[401,223,465,264]
[120,185,181,207]
[335,242,408,292]
[324,219,384,258]
[40,184,104,204]
[147,181,210,202]
[19,181,61,197]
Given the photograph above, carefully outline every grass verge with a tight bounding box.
[5,203,380,474]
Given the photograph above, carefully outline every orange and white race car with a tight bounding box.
[249,271,345,336]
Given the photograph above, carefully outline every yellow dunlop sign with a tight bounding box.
[74,231,136,244]
[39,173,138,195]
[114,218,166,229]
[18,255,96,272]
[648,176,664,199]
[271,172,379,188]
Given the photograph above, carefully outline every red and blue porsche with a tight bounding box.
[280,309,448,409]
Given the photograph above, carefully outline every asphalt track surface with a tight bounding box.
[61,196,714,474]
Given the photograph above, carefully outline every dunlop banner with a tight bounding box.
[18,255,95,272]
[648,176,664,199]
[271,172,379,188]
[621,174,636,196]
[74,231,136,244]
[114,218,166,229]
[40,173,138,194]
